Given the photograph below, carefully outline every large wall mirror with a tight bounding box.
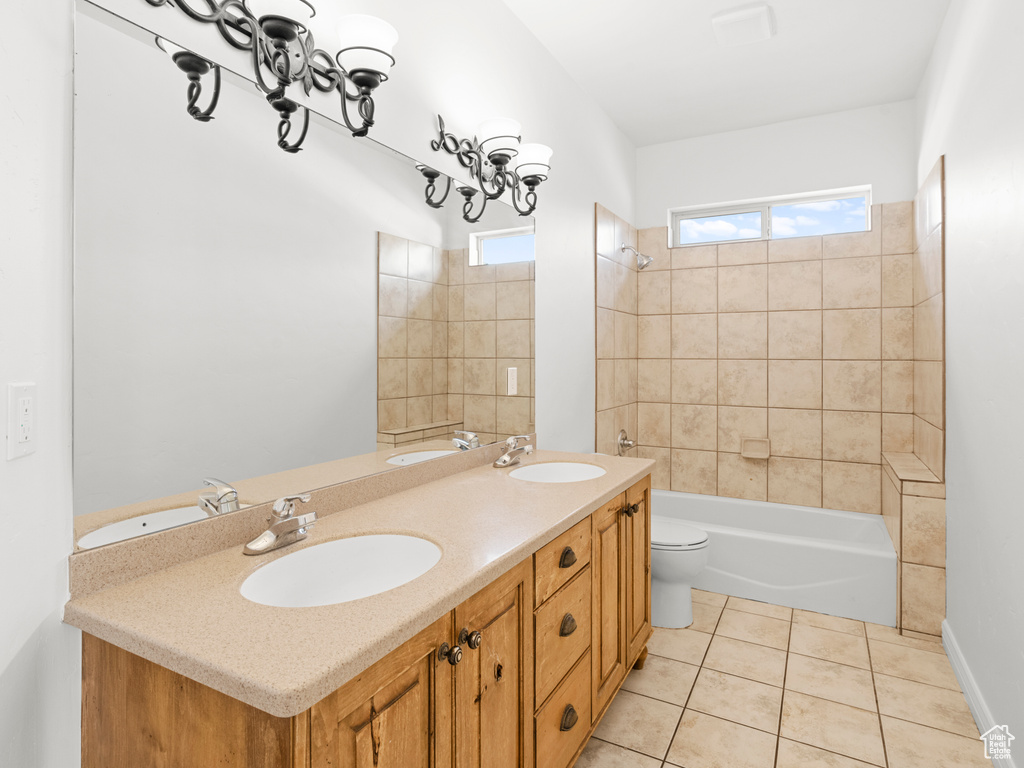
[73,2,534,548]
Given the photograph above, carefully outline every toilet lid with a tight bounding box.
[651,516,709,550]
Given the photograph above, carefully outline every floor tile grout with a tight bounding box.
[588,590,979,768]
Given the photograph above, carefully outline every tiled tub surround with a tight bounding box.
[578,590,988,768]
[624,201,917,516]
[595,203,640,457]
[446,244,536,444]
[65,448,652,716]
[880,158,947,637]
[378,232,535,446]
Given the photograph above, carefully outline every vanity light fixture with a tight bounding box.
[144,0,397,153]
[156,38,221,122]
[422,114,552,222]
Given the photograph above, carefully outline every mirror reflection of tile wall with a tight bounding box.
[377,233,534,449]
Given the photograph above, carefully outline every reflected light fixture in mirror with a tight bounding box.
[422,114,552,223]
[149,0,397,152]
[155,37,220,122]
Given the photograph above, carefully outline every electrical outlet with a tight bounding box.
[507,367,518,396]
[7,383,36,460]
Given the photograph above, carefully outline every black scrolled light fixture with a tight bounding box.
[421,114,552,222]
[144,0,398,153]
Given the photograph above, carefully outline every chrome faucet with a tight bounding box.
[493,435,534,468]
[198,477,241,516]
[453,431,480,450]
[243,494,318,555]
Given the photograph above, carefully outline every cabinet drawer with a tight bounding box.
[535,650,591,768]
[535,567,591,706]
[535,518,592,607]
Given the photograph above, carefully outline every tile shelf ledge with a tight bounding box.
[882,452,941,484]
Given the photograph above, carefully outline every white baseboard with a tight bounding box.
[943,620,1018,768]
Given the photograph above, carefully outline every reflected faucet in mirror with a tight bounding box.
[453,431,479,451]
[198,477,241,516]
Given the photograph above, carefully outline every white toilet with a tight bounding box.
[650,516,710,629]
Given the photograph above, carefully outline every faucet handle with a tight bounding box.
[272,494,312,519]
[504,435,532,452]
[203,477,238,501]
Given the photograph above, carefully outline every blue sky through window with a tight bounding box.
[771,196,868,238]
[480,233,535,264]
[678,211,762,245]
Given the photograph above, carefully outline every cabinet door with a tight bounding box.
[625,477,653,664]
[311,615,454,768]
[454,558,534,768]
[590,493,626,720]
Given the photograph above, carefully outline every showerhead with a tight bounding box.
[621,243,654,270]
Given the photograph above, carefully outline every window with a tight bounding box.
[670,188,870,248]
[469,226,536,266]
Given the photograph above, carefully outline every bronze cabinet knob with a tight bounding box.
[459,627,483,650]
[559,546,577,569]
[560,704,578,732]
[437,643,463,665]
[559,613,577,637]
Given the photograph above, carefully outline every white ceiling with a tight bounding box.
[499,0,951,147]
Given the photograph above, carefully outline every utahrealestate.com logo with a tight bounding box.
[980,725,1014,760]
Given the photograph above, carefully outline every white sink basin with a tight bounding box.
[386,449,458,466]
[77,505,208,549]
[509,462,607,483]
[240,534,442,608]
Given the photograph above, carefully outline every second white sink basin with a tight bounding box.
[240,534,442,608]
[386,449,458,466]
[509,462,607,483]
[77,505,208,549]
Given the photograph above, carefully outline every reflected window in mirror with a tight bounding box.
[469,226,536,266]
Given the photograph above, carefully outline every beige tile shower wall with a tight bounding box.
[634,203,916,515]
[595,204,641,468]
[378,232,450,432]
[913,159,945,480]
[446,248,535,444]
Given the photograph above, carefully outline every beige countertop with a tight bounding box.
[64,449,653,718]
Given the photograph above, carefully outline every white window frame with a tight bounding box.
[668,186,872,249]
[468,225,535,266]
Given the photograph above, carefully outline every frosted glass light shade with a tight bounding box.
[336,15,399,77]
[478,117,522,162]
[514,143,552,182]
[243,0,315,24]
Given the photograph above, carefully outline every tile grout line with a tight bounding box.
[772,609,795,767]
[657,601,726,765]
[865,621,892,768]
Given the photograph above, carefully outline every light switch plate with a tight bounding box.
[507,367,518,396]
[7,383,36,460]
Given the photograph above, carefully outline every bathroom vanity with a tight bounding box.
[67,451,652,768]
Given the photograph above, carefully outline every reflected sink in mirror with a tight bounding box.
[76,506,209,549]
[508,462,607,483]
[386,450,458,466]
[240,534,442,608]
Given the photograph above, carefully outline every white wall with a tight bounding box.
[0,2,81,767]
[635,101,918,229]
[916,0,1024,738]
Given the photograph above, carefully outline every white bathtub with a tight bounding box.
[652,490,897,626]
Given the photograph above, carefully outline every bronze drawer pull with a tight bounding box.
[437,643,462,666]
[559,546,577,569]
[559,613,577,637]
[622,502,639,518]
[458,627,483,650]
[560,704,578,732]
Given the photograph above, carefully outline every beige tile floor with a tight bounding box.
[577,590,989,768]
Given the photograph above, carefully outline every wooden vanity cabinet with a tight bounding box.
[81,476,651,768]
[591,476,652,722]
